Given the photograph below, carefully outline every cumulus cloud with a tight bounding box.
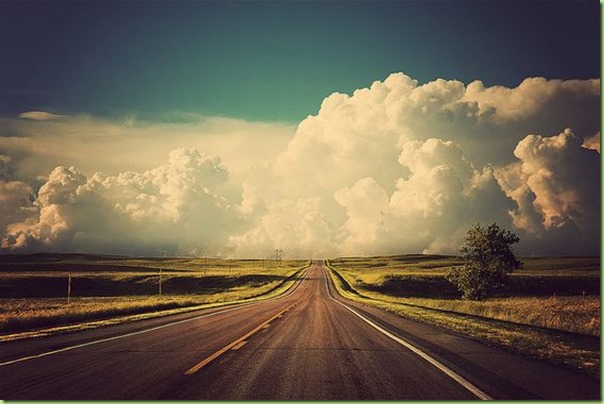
[0,155,36,246]
[463,77,600,123]
[235,73,598,256]
[2,148,241,255]
[0,113,294,182]
[230,197,339,258]
[0,73,600,257]
[494,129,600,255]
[582,132,600,153]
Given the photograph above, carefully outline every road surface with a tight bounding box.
[0,261,599,399]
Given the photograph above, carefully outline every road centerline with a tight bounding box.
[231,341,247,350]
[0,267,311,369]
[184,302,296,375]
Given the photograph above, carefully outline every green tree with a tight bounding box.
[447,223,522,300]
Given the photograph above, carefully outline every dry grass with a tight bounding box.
[0,296,201,333]
[0,258,310,337]
[0,284,276,334]
[329,254,600,335]
[361,293,600,336]
[326,259,600,377]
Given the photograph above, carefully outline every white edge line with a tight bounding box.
[323,263,493,401]
[0,264,310,369]
[0,304,251,368]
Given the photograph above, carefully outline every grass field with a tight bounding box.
[329,255,599,298]
[327,255,600,376]
[0,254,309,339]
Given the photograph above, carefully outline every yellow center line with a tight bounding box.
[231,340,247,350]
[184,303,296,375]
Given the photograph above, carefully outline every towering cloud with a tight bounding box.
[2,148,240,255]
[494,129,600,255]
[0,73,600,257]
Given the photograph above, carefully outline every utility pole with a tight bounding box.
[67,272,72,304]
[274,249,283,266]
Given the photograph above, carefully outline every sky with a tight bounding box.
[0,0,600,257]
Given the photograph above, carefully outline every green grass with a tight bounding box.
[0,254,310,339]
[326,256,600,377]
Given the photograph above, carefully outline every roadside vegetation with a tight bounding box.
[0,254,309,340]
[327,255,600,376]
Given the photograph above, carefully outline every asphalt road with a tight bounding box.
[0,261,599,400]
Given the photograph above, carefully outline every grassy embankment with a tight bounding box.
[0,254,309,341]
[327,255,600,376]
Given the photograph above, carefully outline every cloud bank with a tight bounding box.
[0,73,600,257]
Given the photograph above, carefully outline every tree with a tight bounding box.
[446,223,522,300]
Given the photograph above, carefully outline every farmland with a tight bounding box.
[0,254,309,339]
[327,255,600,375]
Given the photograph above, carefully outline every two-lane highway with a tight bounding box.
[163,262,481,400]
[0,261,599,400]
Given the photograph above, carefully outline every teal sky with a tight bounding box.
[0,0,599,123]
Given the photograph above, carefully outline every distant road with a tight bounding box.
[0,261,599,399]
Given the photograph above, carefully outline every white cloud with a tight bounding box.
[0,113,294,181]
[583,132,600,153]
[463,77,600,122]
[334,177,389,249]
[330,138,514,255]
[2,148,242,255]
[237,73,599,256]
[494,129,600,254]
[230,198,339,258]
[0,73,600,256]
